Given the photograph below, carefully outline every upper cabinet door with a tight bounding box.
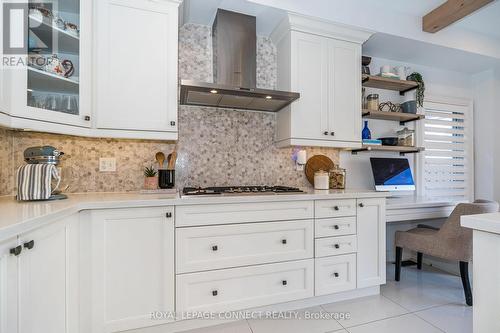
[9,0,92,127]
[94,0,178,133]
[328,39,361,143]
[290,31,329,141]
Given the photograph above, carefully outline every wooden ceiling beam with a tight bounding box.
[423,0,494,33]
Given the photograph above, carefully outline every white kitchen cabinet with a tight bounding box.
[356,198,386,288]
[271,13,372,148]
[176,220,314,273]
[176,259,314,313]
[90,207,175,332]
[94,0,179,136]
[315,254,356,296]
[0,237,19,333]
[18,218,79,333]
[9,0,92,128]
[0,216,79,333]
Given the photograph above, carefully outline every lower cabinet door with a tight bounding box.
[356,198,386,288]
[90,207,175,332]
[17,216,79,333]
[315,254,356,296]
[176,259,314,313]
[0,238,19,333]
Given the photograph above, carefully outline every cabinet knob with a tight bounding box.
[166,212,172,218]
[84,116,90,121]
[170,121,176,126]
[23,240,35,250]
[323,131,329,135]
[9,245,22,256]
[212,290,218,296]
[330,132,335,136]
[333,272,339,278]
[334,244,340,249]
[212,245,218,251]
[359,203,365,208]
[334,206,339,211]
[281,239,287,245]
[333,225,340,230]
[282,280,287,286]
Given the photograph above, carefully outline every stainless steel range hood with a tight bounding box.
[179,9,300,112]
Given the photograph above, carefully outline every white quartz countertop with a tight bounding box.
[0,189,387,241]
[461,212,500,235]
[386,196,462,209]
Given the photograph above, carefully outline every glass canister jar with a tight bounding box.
[366,94,379,111]
[397,127,415,146]
[329,166,346,189]
[314,170,330,190]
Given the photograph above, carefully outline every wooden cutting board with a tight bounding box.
[305,155,335,185]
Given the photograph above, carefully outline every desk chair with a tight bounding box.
[394,200,499,306]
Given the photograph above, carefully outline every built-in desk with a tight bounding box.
[386,196,461,222]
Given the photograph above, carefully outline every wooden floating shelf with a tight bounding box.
[362,74,419,95]
[362,109,425,124]
[352,145,424,155]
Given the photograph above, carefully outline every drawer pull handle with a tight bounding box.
[359,203,365,208]
[166,212,172,218]
[282,280,287,286]
[334,206,340,211]
[281,239,287,245]
[333,225,340,230]
[212,290,218,296]
[212,245,218,251]
[334,244,340,249]
[333,272,339,278]
[23,240,35,250]
[9,245,22,256]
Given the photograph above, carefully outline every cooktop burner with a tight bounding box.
[182,186,304,196]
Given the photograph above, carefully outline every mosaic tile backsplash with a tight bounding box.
[0,24,339,196]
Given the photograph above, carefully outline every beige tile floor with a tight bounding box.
[180,264,471,333]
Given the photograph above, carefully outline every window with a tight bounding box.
[418,98,474,200]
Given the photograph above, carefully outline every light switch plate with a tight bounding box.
[99,158,116,172]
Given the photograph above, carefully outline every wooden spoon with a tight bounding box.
[167,151,177,170]
[155,152,165,169]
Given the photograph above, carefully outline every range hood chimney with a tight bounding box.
[179,9,300,112]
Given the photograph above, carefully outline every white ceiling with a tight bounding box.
[183,0,500,39]
[181,0,286,35]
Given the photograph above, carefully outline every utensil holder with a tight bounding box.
[158,170,175,189]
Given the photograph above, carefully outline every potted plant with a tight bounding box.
[406,72,425,108]
[143,166,158,190]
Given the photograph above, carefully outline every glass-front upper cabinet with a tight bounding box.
[11,0,90,127]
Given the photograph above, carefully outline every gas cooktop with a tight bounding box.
[182,186,304,196]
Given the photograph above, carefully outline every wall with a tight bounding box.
[0,23,339,196]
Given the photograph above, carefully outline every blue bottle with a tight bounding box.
[362,121,371,140]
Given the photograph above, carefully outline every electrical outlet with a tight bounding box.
[99,158,116,172]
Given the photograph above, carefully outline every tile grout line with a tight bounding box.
[413,312,447,333]
[319,304,346,331]
[245,319,255,333]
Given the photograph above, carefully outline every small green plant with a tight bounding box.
[144,166,157,178]
[406,72,425,108]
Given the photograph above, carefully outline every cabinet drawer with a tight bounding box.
[315,217,356,238]
[176,220,314,273]
[315,254,356,296]
[315,199,356,218]
[176,259,314,313]
[315,235,357,258]
[176,201,314,227]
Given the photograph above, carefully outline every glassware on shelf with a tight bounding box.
[62,95,79,114]
[45,95,61,111]
[366,94,379,111]
[362,121,372,140]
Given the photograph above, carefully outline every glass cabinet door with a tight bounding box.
[26,0,83,122]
